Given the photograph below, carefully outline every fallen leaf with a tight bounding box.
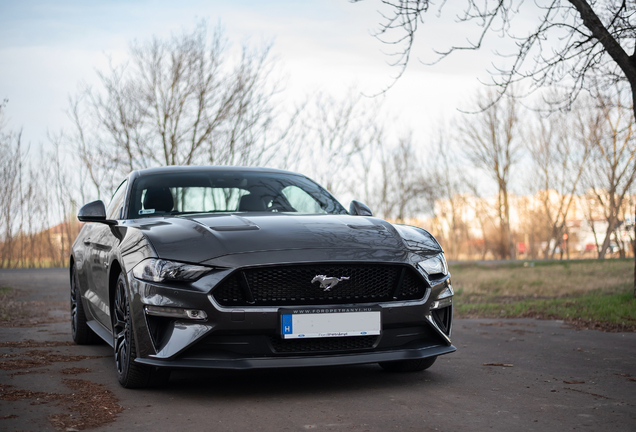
[563,380,585,384]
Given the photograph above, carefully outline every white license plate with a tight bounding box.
[280,307,381,339]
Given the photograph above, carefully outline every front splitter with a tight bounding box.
[135,344,456,370]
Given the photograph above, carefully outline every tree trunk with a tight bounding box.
[503,186,515,260]
[598,221,613,259]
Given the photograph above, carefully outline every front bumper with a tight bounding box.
[127,265,455,369]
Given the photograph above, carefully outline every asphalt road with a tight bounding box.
[1,268,635,432]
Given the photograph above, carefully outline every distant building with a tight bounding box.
[425,190,635,260]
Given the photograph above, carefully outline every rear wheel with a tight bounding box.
[70,266,99,345]
[379,356,437,372]
[113,272,170,389]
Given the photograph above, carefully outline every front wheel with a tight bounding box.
[112,272,170,389]
[70,266,99,345]
[379,356,437,372]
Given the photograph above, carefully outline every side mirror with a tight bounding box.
[78,200,117,225]
[349,200,373,216]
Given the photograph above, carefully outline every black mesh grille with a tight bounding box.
[270,336,377,353]
[211,263,428,306]
[212,273,245,305]
[399,270,424,299]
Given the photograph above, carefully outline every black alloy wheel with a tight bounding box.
[379,356,437,372]
[113,272,170,388]
[70,266,99,345]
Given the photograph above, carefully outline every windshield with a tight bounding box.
[128,170,347,218]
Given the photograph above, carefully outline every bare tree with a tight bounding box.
[0,100,24,268]
[427,127,474,259]
[353,1,636,115]
[371,134,431,221]
[290,88,385,198]
[67,22,289,198]
[584,90,636,259]
[0,101,63,268]
[355,0,636,292]
[460,90,522,259]
[527,101,593,258]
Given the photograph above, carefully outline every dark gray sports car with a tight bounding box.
[70,166,455,388]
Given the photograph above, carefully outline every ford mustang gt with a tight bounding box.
[70,166,455,388]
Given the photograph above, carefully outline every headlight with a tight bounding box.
[418,253,448,277]
[133,259,213,282]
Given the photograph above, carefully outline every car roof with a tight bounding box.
[131,165,304,179]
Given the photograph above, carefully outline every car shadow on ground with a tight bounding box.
[154,362,455,399]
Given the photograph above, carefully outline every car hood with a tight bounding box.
[131,213,441,264]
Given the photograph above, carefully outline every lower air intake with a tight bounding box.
[270,335,378,353]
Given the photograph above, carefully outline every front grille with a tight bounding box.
[212,273,247,306]
[212,263,428,306]
[270,336,377,353]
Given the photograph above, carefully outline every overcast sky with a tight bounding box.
[0,0,502,160]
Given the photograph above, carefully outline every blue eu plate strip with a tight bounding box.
[282,314,293,335]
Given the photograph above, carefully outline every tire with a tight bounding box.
[379,356,437,372]
[112,272,170,389]
[70,266,100,345]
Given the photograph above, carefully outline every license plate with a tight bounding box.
[280,306,381,339]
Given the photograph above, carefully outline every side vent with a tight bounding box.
[432,305,452,335]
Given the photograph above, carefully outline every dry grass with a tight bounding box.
[450,259,632,298]
[450,259,636,331]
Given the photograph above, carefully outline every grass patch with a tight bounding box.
[450,259,632,297]
[450,259,636,331]
[456,291,636,324]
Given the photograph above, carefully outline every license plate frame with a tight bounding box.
[279,306,381,339]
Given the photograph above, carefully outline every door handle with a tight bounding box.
[83,238,91,245]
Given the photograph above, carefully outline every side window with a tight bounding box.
[106,180,128,220]
[281,185,325,214]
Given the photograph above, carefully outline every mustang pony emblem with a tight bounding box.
[311,275,350,291]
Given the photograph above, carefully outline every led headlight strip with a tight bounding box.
[133,258,213,283]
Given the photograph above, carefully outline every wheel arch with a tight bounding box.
[69,255,75,282]
[108,260,123,319]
